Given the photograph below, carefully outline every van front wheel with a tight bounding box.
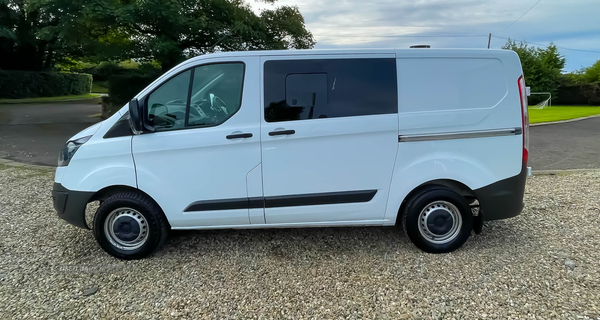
[93,191,169,260]
[402,187,473,253]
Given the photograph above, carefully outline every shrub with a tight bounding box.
[81,61,162,82]
[0,71,92,98]
[582,60,600,84]
[91,62,128,82]
[556,84,600,105]
[108,73,159,108]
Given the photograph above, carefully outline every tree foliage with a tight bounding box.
[0,0,122,70]
[116,0,315,70]
[563,59,600,85]
[0,0,315,71]
[582,60,600,83]
[502,39,566,101]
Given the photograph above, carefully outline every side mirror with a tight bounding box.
[128,99,143,134]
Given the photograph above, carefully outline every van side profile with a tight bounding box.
[52,49,530,259]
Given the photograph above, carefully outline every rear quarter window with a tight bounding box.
[397,58,507,113]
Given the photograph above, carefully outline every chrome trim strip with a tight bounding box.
[398,127,521,142]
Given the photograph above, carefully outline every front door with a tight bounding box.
[260,55,399,224]
[132,57,263,228]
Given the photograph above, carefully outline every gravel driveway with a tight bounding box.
[1,165,599,319]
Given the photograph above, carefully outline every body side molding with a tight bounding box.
[184,190,377,212]
[399,127,521,142]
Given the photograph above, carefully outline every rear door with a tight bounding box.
[260,54,399,224]
[132,56,262,228]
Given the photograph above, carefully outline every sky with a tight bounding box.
[253,0,600,72]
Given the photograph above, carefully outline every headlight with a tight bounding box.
[58,135,92,167]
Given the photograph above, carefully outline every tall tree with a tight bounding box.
[0,0,57,70]
[503,39,566,102]
[116,0,315,71]
[0,0,127,70]
[0,0,315,71]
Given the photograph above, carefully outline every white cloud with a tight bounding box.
[252,0,600,70]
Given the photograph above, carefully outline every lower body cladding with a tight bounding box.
[51,165,527,230]
[52,183,94,229]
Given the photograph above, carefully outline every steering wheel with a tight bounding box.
[209,93,230,119]
[149,103,177,128]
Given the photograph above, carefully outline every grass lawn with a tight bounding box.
[92,81,109,94]
[0,94,101,104]
[529,106,600,124]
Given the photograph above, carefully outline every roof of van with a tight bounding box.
[184,48,517,63]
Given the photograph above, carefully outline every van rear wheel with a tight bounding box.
[93,191,169,260]
[402,187,473,253]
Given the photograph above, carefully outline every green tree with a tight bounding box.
[561,59,600,85]
[581,59,600,83]
[502,39,566,102]
[0,0,314,72]
[0,0,133,71]
[0,0,57,70]
[116,0,315,71]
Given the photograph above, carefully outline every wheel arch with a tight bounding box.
[89,185,171,228]
[395,179,477,226]
[91,185,142,202]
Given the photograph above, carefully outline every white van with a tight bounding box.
[52,49,530,259]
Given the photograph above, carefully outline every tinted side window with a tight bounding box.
[264,58,397,122]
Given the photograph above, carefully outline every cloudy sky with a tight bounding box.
[254,0,600,71]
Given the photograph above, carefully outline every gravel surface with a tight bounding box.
[1,165,599,319]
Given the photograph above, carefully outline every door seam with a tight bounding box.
[130,136,138,188]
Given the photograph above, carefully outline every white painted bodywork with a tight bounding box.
[55,108,137,192]
[131,56,262,228]
[54,48,525,230]
[259,53,399,224]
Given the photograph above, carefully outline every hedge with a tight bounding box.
[80,61,161,82]
[556,83,600,105]
[0,71,92,99]
[108,73,159,108]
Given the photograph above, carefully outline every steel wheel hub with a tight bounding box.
[104,207,149,250]
[417,201,463,244]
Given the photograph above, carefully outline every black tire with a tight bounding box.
[402,187,473,253]
[93,191,169,260]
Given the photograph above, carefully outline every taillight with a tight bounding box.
[517,75,529,164]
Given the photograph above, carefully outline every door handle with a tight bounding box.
[226,133,253,139]
[268,129,295,136]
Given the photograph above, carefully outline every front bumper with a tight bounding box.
[52,183,94,229]
[474,162,528,221]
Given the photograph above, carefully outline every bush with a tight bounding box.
[81,61,162,82]
[108,73,159,108]
[0,71,92,98]
[556,84,600,105]
[90,62,127,82]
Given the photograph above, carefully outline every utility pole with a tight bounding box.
[488,33,492,49]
